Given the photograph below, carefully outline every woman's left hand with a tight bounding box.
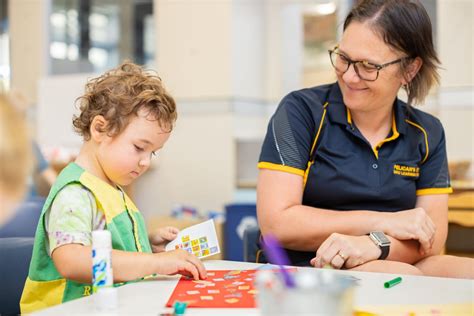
[149,226,180,253]
[310,233,381,269]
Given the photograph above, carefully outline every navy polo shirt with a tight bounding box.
[258,83,452,265]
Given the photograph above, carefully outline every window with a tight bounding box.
[49,0,154,75]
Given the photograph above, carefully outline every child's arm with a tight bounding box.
[52,243,206,284]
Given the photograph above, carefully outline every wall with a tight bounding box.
[9,0,48,103]
[134,112,235,217]
[437,0,474,178]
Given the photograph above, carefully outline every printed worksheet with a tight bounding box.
[166,270,258,308]
[165,219,220,259]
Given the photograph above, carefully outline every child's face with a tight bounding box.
[96,109,171,186]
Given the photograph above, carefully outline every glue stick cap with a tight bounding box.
[92,230,111,248]
[173,301,188,315]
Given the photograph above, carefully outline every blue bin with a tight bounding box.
[224,203,257,261]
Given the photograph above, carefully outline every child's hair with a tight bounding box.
[0,94,32,198]
[73,61,177,140]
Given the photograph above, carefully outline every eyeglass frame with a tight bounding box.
[328,45,410,82]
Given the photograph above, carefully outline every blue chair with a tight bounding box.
[0,237,35,315]
[224,203,258,261]
[0,196,45,238]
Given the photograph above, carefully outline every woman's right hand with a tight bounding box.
[154,249,207,280]
[383,207,436,255]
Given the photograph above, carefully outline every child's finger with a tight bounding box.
[182,261,200,280]
[186,255,207,279]
[168,226,180,234]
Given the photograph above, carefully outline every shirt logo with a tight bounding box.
[393,164,419,177]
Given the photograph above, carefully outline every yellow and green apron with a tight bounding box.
[20,162,151,313]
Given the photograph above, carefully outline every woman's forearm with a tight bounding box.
[260,204,387,251]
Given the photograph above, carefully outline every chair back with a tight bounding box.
[0,196,45,238]
[243,226,267,263]
[0,237,35,315]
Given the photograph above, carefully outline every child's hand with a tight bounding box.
[149,226,179,253]
[155,249,207,280]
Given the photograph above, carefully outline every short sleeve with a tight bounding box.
[45,183,106,255]
[258,91,322,176]
[416,121,453,195]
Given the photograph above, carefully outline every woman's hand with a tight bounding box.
[310,233,381,269]
[383,207,436,255]
[154,249,207,280]
[149,226,179,253]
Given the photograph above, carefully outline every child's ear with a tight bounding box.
[90,115,108,142]
[402,57,423,85]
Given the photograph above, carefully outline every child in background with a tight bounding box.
[0,94,32,226]
[7,90,58,197]
[21,62,206,313]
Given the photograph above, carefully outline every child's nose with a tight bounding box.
[139,156,150,168]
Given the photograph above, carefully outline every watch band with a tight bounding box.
[378,244,389,260]
[368,232,390,260]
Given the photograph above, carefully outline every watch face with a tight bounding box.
[371,231,391,246]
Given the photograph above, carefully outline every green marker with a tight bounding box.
[384,276,402,288]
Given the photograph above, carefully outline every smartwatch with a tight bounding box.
[369,231,391,260]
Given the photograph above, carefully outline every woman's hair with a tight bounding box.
[73,61,177,140]
[344,0,440,105]
[0,94,32,199]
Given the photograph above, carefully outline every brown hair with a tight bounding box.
[0,94,32,199]
[344,0,440,105]
[73,61,177,140]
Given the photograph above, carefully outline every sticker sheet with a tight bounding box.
[166,270,258,308]
[165,219,220,259]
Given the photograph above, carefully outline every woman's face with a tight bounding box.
[336,21,407,113]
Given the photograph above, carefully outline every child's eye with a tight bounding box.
[134,145,143,152]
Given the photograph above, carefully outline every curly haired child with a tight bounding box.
[21,62,206,313]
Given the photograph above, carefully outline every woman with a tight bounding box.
[257,0,473,278]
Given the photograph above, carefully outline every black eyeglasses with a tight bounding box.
[328,46,408,81]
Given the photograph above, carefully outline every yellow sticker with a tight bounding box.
[225,298,239,304]
[182,235,190,242]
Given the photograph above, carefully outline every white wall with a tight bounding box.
[437,0,474,178]
[134,112,235,218]
[9,0,49,103]
[155,0,232,99]
[37,74,89,148]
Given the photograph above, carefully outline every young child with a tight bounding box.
[20,62,207,313]
[0,94,32,226]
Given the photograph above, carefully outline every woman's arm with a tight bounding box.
[52,244,207,283]
[257,169,388,251]
[258,169,441,257]
[385,194,448,263]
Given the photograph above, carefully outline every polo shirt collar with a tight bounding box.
[326,82,409,135]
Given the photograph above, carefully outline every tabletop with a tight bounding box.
[34,260,474,316]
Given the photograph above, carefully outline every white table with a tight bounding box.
[34,260,474,315]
